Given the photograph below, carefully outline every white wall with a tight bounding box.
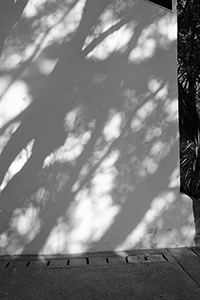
[0,0,194,256]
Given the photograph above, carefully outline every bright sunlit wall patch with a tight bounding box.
[115,191,194,251]
[0,79,32,128]
[41,149,121,255]
[128,13,176,64]
[0,139,35,192]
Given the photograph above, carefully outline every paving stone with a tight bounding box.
[168,248,200,286]
[87,257,108,266]
[8,260,28,268]
[68,258,87,267]
[1,249,200,300]
[47,259,69,268]
[145,253,166,262]
[108,256,127,264]
[193,248,200,257]
[127,255,146,263]
[28,259,50,269]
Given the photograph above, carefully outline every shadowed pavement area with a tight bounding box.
[0,247,200,300]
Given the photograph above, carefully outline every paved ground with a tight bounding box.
[0,247,200,300]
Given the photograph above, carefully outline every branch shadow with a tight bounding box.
[0,0,184,255]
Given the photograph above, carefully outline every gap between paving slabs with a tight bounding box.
[192,247,200,257]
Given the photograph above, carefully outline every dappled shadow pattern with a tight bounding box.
[0,0,194,255]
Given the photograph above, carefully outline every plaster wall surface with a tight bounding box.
[0,0,194,256]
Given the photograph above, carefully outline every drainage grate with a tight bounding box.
[127,253,167,263]
[0,253,168,269]
[0,257,124,269]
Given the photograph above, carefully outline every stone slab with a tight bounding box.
[1,257,200,300]
[168,248,200,287]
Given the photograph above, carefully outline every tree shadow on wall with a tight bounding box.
[89,140,179,252]
[0,0,184,255]
[0,0,30,57]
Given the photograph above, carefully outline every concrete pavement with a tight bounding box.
[0,247,200,300]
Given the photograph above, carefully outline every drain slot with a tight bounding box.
[26,261,30,267]
[47,260,50,266]
[5,262,10,268]
[67,260,70,265]
[86,258,89,265]
[106,258,109,264]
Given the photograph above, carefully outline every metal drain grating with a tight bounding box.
[127,253,167,263]
[0,253,168,270]
[0,257,125,269]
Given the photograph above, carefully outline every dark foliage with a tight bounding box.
[178,0,200,200]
